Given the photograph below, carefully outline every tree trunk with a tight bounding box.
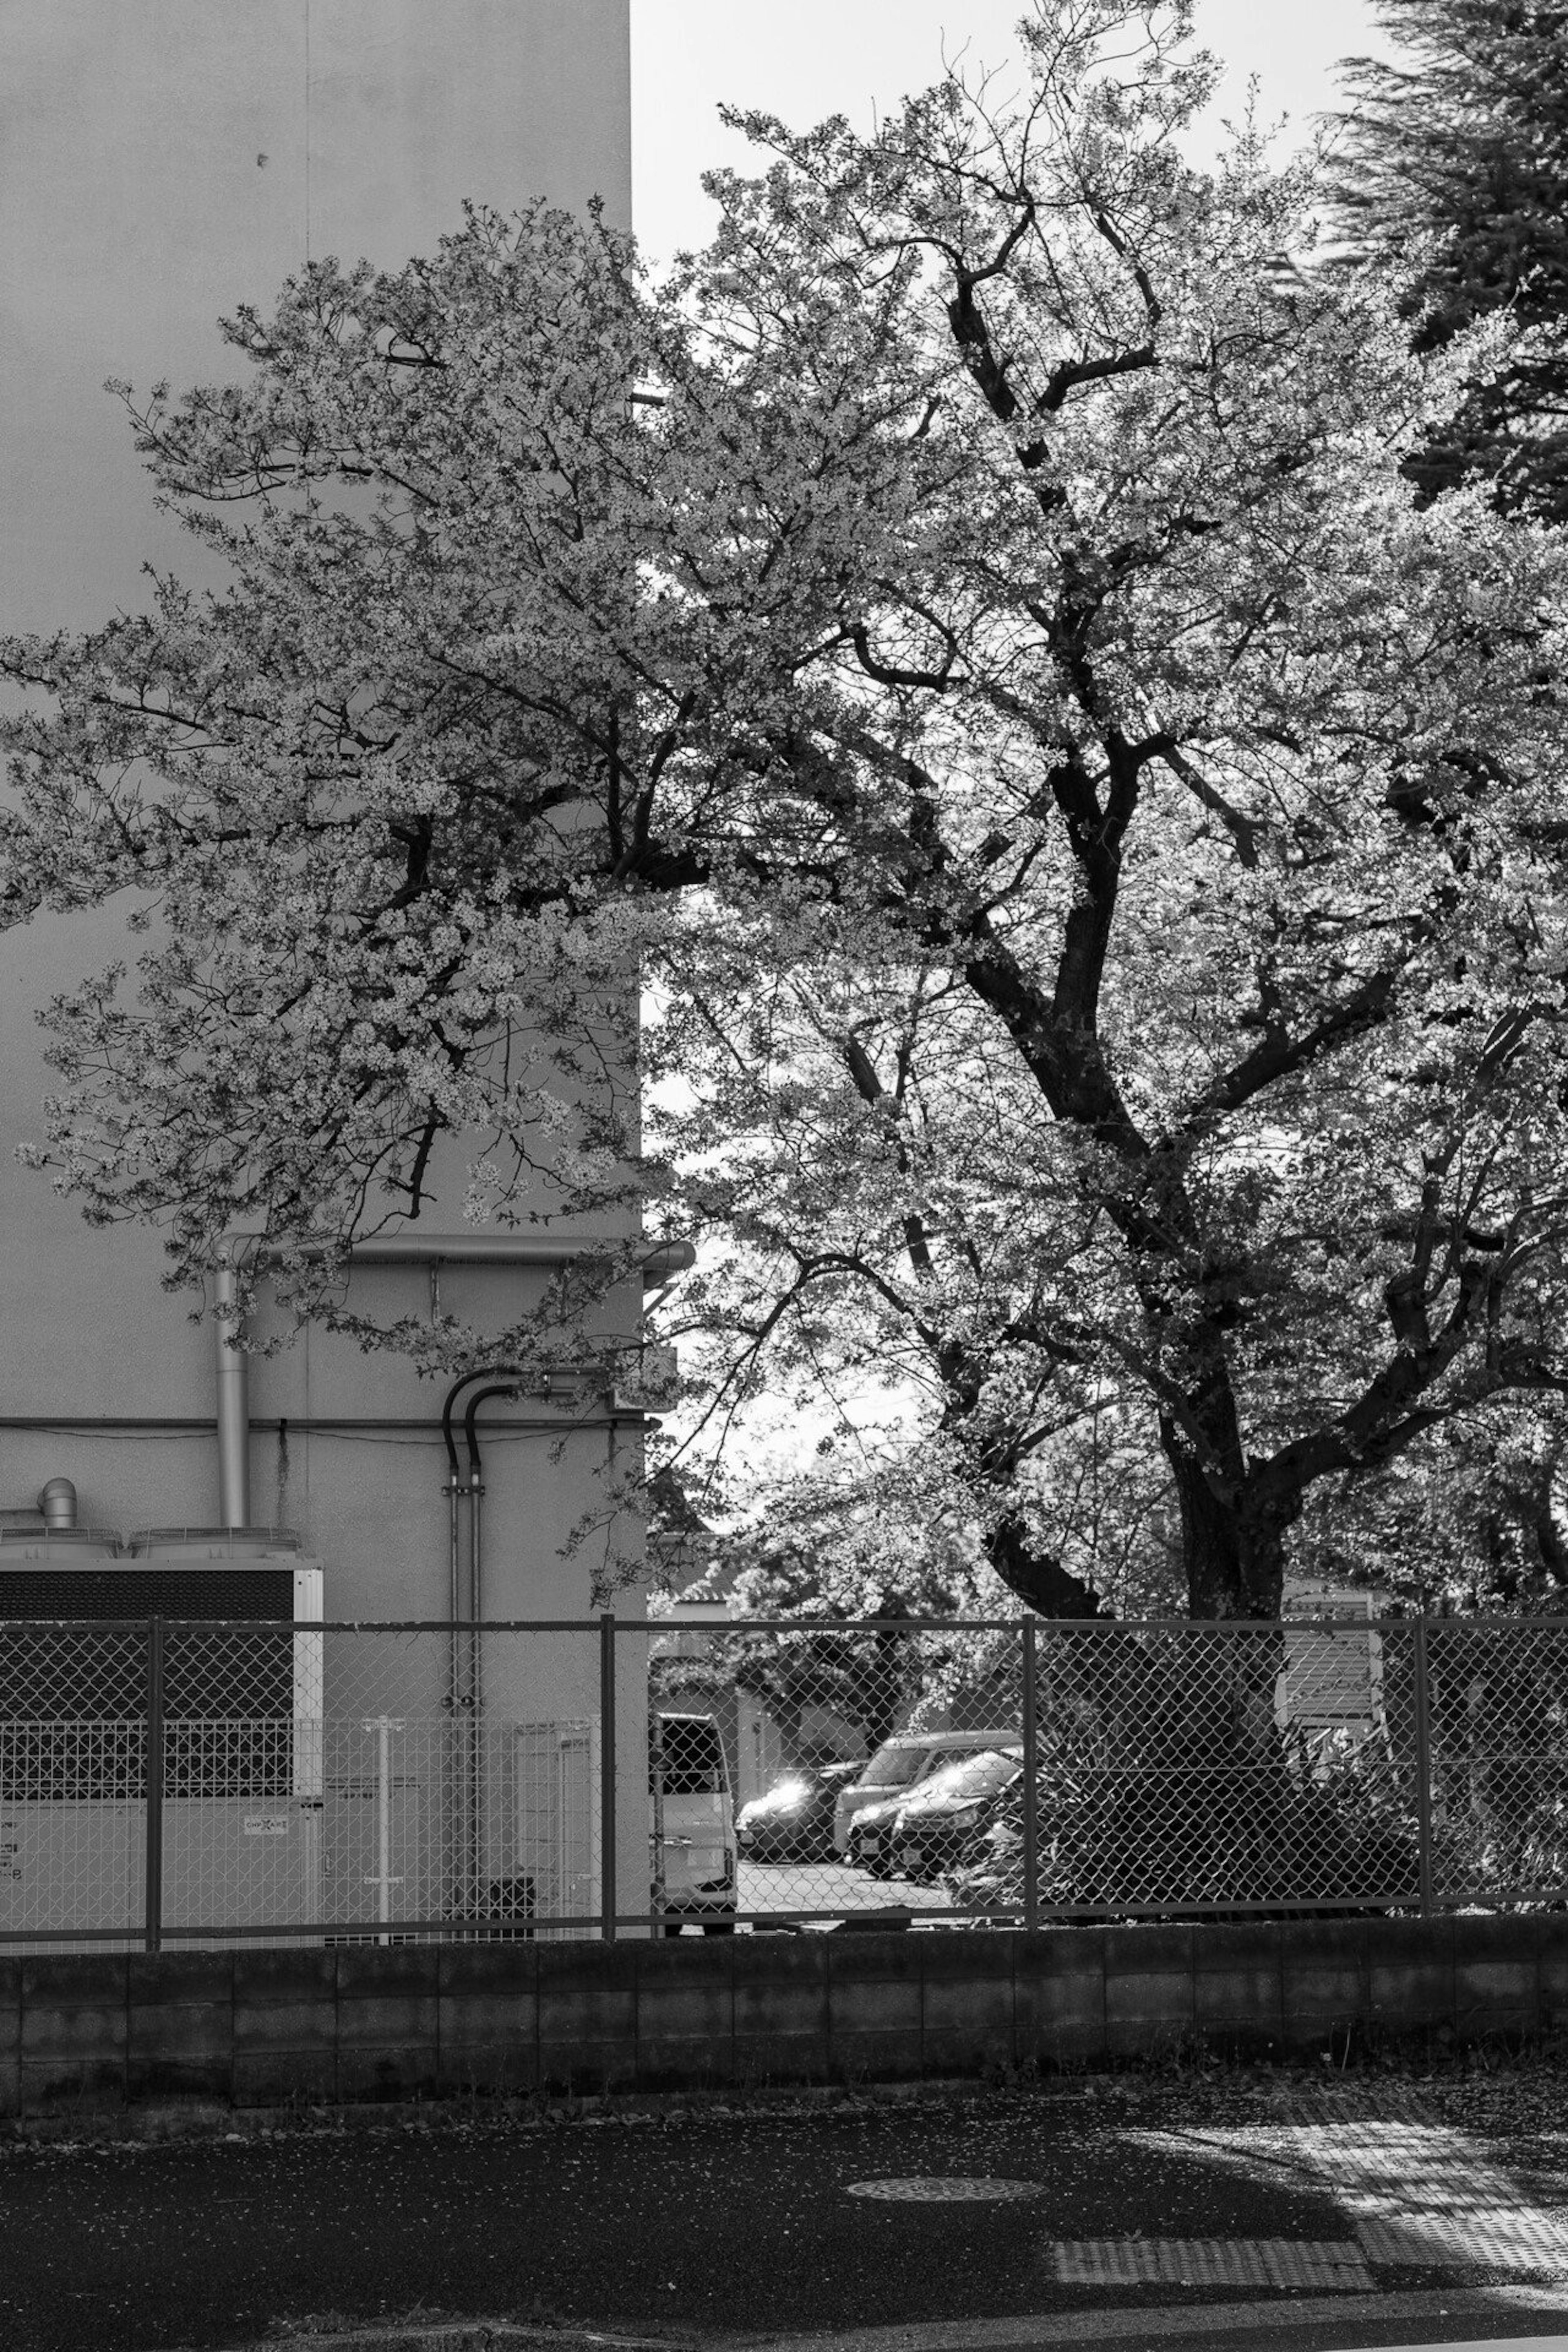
[861,1604,916,1747]
[1160,1415,1298,1620]
[987,1512,1109,1619]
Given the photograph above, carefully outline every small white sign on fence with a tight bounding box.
[1278,1577,1388,1748]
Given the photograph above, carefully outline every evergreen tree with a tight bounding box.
[1330,1,1568,519]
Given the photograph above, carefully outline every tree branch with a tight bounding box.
[1177,962,1404,1134]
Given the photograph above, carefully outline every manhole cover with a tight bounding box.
[846,2177,1044,2203]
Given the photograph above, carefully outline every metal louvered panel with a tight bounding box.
[0,1571,317,1808]
[0,1568,296,1619]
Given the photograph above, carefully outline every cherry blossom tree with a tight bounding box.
[3,0,1568,1618]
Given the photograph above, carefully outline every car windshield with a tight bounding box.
[862,1741,930,1788]
[918,1750,1021,1799]
[653,1717,725,1795]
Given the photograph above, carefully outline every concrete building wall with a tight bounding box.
[0,0,632,634]
[0,0,649,1946]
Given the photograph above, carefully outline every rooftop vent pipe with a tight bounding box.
[38,1477,77,1531]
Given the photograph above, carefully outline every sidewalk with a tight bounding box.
[6,2067,1568,2352]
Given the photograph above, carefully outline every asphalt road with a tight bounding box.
[5,2083,1568,2352]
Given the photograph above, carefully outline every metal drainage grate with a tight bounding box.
[845,2178,1045,2203]
[1356,2209,1568,2270]
[1051,2241,1374,2291]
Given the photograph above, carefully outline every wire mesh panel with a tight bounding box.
[641,1616,1427,1927]
[0,1622,149,1950]
[640,1617,1029,1928]
[1009,1622,1421,1917]
[156,1622,325,1946]
[1423,1619,1568,1902]
[0,1622,604,1951]
[155,1626,604,1946]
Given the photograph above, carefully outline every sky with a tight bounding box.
[631,0,1381,267]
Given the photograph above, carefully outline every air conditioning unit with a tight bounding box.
[0,1528,323,1952]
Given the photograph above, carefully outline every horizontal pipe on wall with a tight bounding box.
[356,1235,586,1263]
[224,1231,694,1282]
[0,1415,641,1433]
[0,1619,637,1632]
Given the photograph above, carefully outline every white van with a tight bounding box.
[650,1712,737,1935]
[833,1728,1020,1858]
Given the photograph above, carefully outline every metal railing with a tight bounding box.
[2,1611,1565,1949]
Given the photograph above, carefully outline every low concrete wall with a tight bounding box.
[4,1917,1566,2120]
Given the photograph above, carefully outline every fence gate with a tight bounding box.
[515,1717,599,1937]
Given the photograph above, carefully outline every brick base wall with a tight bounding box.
[3,1917,1565,2120]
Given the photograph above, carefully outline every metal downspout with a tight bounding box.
[462,1382,520,1915]
[439,1366,524,1920]
[214,1264,250,1528]
[440,1414,464,1719]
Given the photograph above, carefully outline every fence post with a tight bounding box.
[599,1611,617,1942]
[1412,1616,1435,1918]
[1021,1616,1039,1934]
[144,1616,164,1955]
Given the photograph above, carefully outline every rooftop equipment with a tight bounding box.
[38,1478,78,1532]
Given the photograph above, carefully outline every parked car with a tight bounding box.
[736,1760,864,1863]
[845,1788,922,1878]
[833,1728,1020,1856]
[650,1712,737,1934]
[888,1746,1025,1882]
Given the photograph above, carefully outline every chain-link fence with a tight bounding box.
[0,1620,608,1951]
[648,1613,1428,1927]
[2,1612,1566,1949]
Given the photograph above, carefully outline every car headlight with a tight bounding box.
[740,1780,814,1828]
[755,1778,813,1816]
[949,1805,984,1832]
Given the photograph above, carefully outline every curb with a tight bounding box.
[0,2066,1462,2151]
[0,2073,1041,2149]
[165,2334,690,2352]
